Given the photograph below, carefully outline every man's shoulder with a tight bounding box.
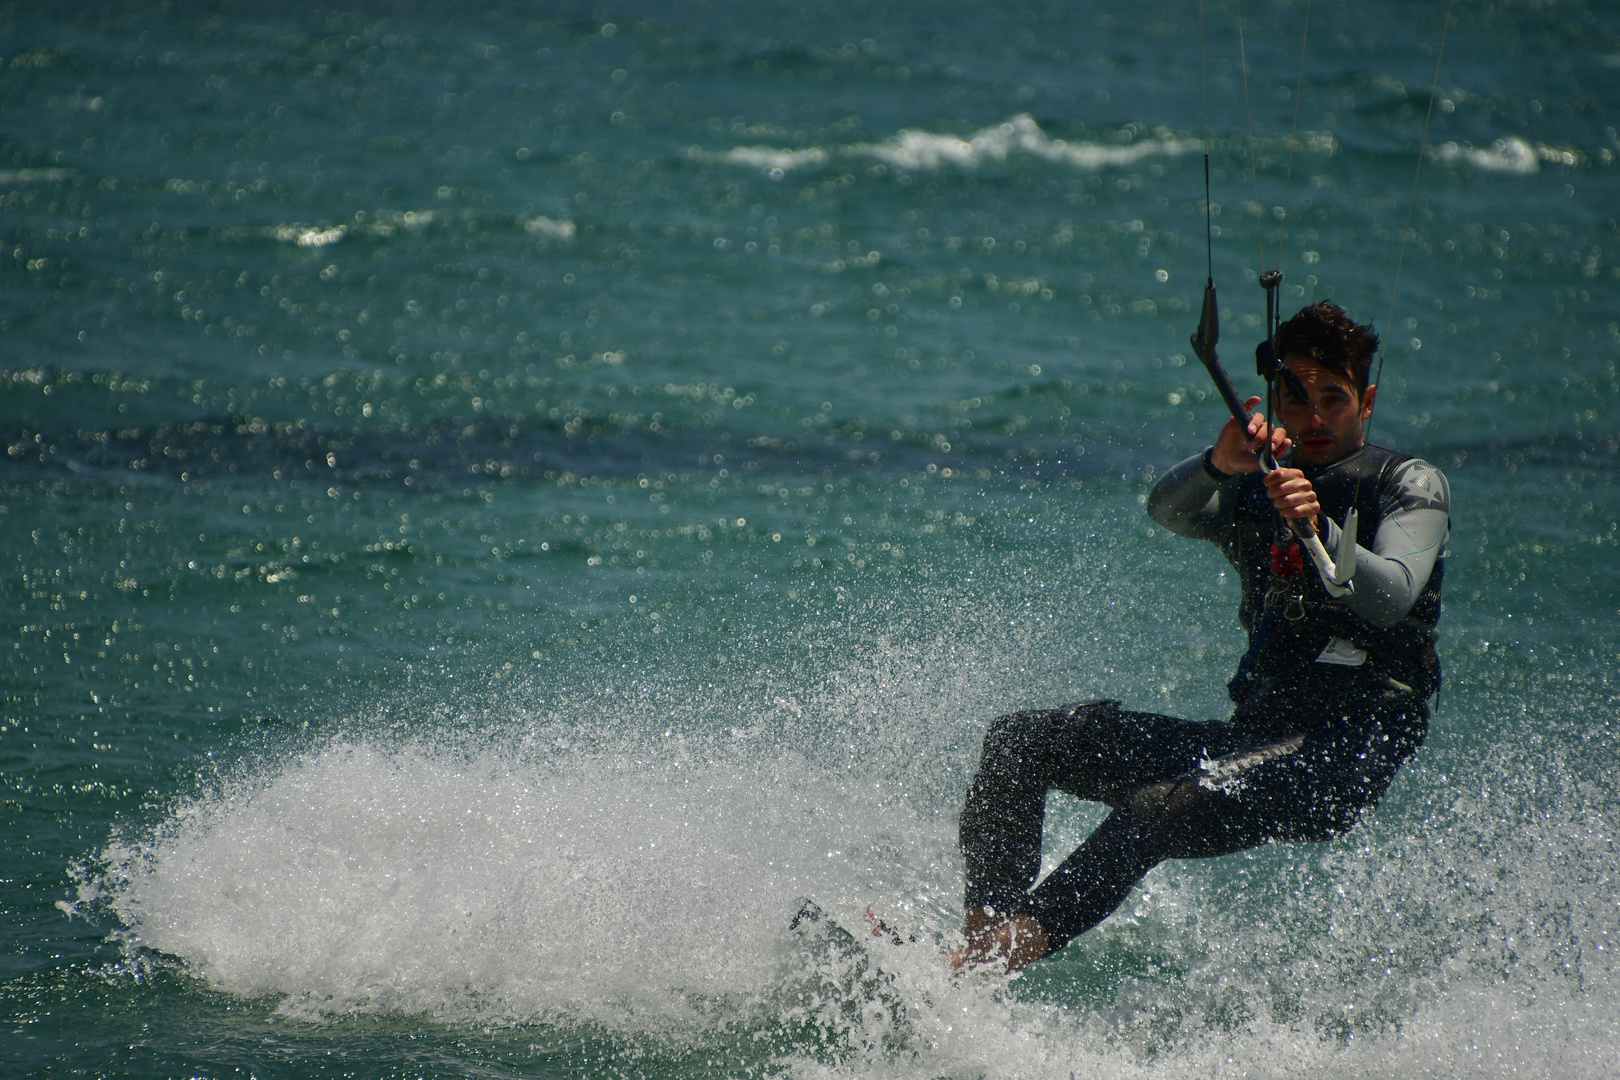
[1312,445,1451,516]
[1353,445,1448,514]
[1382,454,1449,514]
[1348,444,1446,484]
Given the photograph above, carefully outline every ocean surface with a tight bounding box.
[3,1,1617,1076]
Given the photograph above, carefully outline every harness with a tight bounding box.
[1223,444,1443,707]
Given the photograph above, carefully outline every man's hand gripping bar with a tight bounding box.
[1190,279,1356,595]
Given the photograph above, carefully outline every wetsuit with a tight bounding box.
[960,443,1449,954]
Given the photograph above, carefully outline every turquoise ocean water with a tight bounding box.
[3,1,1617,1076]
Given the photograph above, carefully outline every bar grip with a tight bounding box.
[1195,346,1251,427]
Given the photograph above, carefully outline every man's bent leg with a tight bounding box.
[1024,700,1429,953]
[1014,764,1284,953]
[960,702,1243,965]
[1019,808,1176,950]
[959,706,1076,918]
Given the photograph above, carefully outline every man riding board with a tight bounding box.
[954,301,1450,973]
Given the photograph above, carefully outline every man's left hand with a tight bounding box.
[1263,468,1319,531]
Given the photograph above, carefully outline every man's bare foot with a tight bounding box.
[947,907,1049,975]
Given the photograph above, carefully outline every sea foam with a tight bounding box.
[1429,136,1584,174]
[86,681,1620,1077]
[93,731,960,1037]
[850,115,1204,172]
[713,113,1205,178]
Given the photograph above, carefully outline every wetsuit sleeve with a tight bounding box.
[1321,458,1450,629]
[1146,450,1235,542]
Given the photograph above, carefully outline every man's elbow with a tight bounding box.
[1360,604,1409,631]
[1355,571,1422,629]
[1145,494,1171,528]
[1145,483,1183,529]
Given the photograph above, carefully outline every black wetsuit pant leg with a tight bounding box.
[959,701,1239,919]
[959,697,1425,954]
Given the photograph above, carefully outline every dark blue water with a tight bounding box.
[4,1,1618,1076]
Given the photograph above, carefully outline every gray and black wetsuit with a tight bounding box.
[960,444,1449,954]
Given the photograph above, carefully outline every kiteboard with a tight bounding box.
[786,898,912,1052]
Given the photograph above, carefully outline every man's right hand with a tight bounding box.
[1209,396,1291,475]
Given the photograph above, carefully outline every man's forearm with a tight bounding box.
[1324,508,1447,629]
[1323,459,1449,629]
[1147,451,1232,542]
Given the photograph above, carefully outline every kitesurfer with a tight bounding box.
[954,301,1449,973]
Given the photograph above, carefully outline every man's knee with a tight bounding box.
[981,699,1119,765]
[1298,780,1383,840]
[1126,776,1206,824]
[980,710,1038,766]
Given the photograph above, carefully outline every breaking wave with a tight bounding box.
[714,114,1209,178]
[1428,137,1584,174]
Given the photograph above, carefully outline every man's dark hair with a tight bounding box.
[1274,301,1380,393]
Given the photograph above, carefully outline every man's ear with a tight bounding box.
[1360,384,1377,420]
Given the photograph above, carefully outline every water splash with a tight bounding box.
[81,663,1620,1077]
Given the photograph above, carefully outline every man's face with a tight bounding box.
[1275,356,1376,466]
